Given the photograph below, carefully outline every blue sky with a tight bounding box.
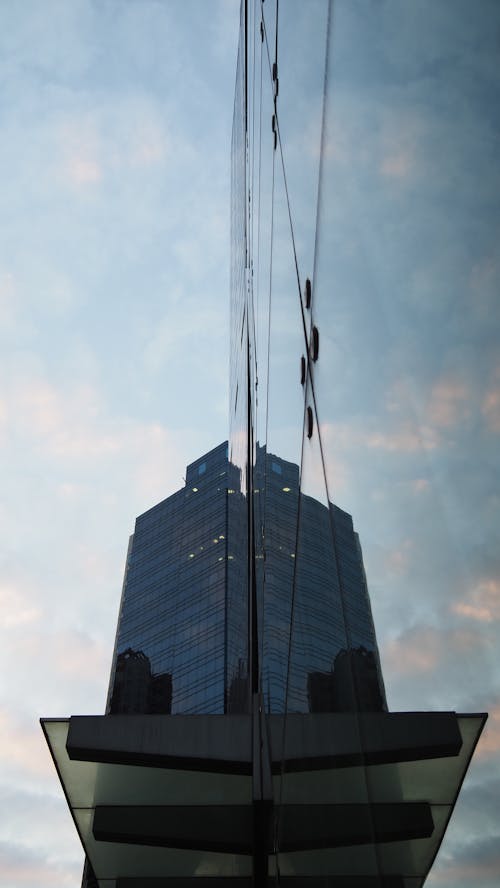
[0,1,499,886]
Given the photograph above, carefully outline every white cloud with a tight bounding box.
[0,584,42,629]
[0,839,80,888]
[0,710,54,780]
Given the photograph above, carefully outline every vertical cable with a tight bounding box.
[255,1,266,675]
[301,1,385,881]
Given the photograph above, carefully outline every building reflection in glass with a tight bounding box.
[108,648,172,715]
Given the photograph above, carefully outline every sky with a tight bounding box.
[0,1,499,886]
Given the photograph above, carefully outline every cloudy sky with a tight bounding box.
[0,1,499,886]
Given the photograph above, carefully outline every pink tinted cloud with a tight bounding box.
[8,377,149,461]
[385,625,483,676]
[383,375,471,448]
[380,149,413,179]
[129,120,169,167]
[385,626,441,675]
[377,108,424,182]
[0,849,79,887]
[322,416,439,456]
[14,377,97,435]
[58,116,102,188]
[426,379,470,428]
[0,709,54,778]
[15,629,109,683]
[68,157,102,184]
[481,385,500,433]
[432,853,500,885]
[58,106,169,190]
[475,702,500,760]
[4,373,194,512]
[411,478,430,494]
[452,579,500,624]
[11,378,121,458]
[366,423,440,453]
[385,538,413,576]
[0,583,42,629]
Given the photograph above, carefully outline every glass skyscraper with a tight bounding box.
[106,441,386,719]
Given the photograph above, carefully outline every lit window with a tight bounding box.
[282,486,291,492]
[219,534,225,539]
[213,539,218,544]
[192,487,198,492]
[188,553,195,559]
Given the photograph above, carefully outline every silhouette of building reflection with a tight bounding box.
[109,648,172,715]
[226,657,249,714]
[308,647,386,713]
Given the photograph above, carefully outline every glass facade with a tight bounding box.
[108,442,237,715]
[228,0,387,724]
[254,445,386,714]
[107,440,385,718]
[226,2,388,872]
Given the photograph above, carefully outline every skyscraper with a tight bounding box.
[105,442,386,720]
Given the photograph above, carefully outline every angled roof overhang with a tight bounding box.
[41,710,486,887]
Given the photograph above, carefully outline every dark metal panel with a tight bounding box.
[66,711,463,775]
[93,801,432,854]
[67,714,252,774]
[115,877,410,888]
[269,711,464,771]
[93,805,253,855]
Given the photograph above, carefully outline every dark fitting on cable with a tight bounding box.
[305,278,311,309]
[307,405,314,439]
[300,355,306,386]
[311,326,319,362]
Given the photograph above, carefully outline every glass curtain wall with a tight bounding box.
[107,443,232,715]
[230,0,497,879]
[230,1,386,878]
